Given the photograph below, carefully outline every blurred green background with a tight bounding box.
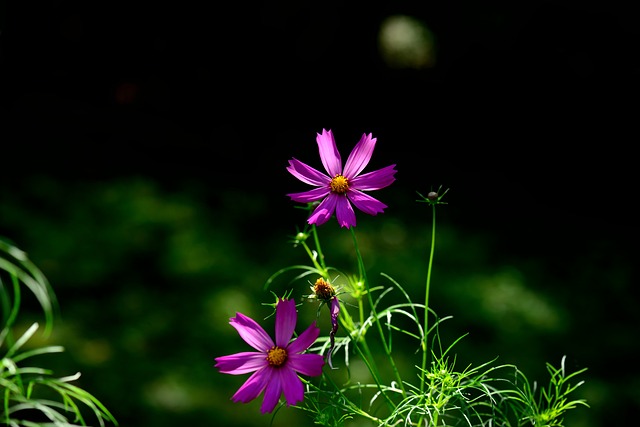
[2,1,639,426]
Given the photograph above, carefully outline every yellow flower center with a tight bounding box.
[266,346,287,367]
[314,278,336,301]
[330,175,349,194]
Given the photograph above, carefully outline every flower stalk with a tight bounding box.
[420,197,437,395]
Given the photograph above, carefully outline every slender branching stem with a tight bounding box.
[311,225,328,273]
[350,227,406,398]
[300,240,328,278]
[420,204,437,395]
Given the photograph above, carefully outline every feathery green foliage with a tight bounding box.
[253,189,589,426]
[1,238,117,427]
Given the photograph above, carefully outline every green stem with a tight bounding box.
[303,223,396,410]
[300,240,327,277]
[336,306,394,411]
[349,227,406,398]
[353,332,397,412]
[420,204,437,395]
[311,224,327,272]
[299,225,331,279]
[357,297,365,326]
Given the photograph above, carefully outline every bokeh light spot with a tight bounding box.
[378,15,436,69]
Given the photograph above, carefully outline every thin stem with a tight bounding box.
[349,227,406,398]
[420,204,437,395]
[352,331,397,412]
[300,240,327,277]
[311,224,327,272]
[298,225,330,280]
[336,300,393,411]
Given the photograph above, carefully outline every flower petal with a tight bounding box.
[316,129,342,177]
[232,367,270,404]
[327,298,340,369]
[279,366,304,407]
[347,189,388,216]
[350,164,397,191]
[230,312,274,351]
[286,158,329,187]
[215,352,267,375]
[330,297,340,326]
[334,196,357,228]
[307,194,338,226]
[287,353,325,377]
[260,368,283,413]
[342,132,377,178]
[287,321,320,354]
[287,186,330,203]
[275,298,296,347]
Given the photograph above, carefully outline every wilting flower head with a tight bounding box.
[214,298,324,414]
[287,129,397,228]
[311,277,337,302]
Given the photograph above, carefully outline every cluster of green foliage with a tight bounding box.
[1,238,117,427]
[261,195,589,426]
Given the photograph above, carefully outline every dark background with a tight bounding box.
[1,1,639,426]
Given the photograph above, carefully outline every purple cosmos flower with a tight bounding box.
[287,129,397,228]
[214,298,325,414]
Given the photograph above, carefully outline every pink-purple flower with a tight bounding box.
[287,129,397,228]
[214,298,325,414]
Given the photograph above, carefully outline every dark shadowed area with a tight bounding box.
[2,1,639,426]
